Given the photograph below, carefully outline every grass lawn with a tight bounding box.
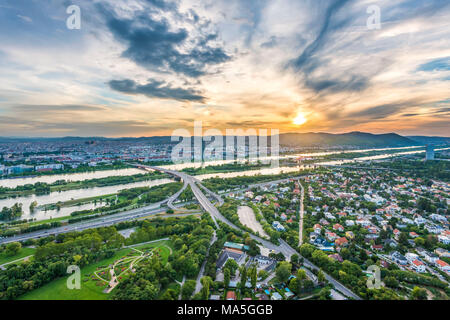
[18,248,132,300]
[130,239,172,264]
[0,247,36,265]
[18,240,172,300]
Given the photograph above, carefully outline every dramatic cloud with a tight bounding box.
[0,0,449,137]
[98,0,230,78]
[108,79,205,102]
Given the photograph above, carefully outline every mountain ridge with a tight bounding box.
[0,132,448,148]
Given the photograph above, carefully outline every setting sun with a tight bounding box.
[293,112,307,126]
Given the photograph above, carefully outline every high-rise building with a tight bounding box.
[425,145,435,161]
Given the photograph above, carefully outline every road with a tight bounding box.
[136,164,361,300]
[0,204,199,245]
[167,180,188,210]
[2,163,360,299]
[298,181,305,247]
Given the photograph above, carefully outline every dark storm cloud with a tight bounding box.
[108,79,205,102]
[98,0,230,78]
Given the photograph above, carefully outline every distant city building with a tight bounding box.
[35,163,64,172]
[426,145,435,161]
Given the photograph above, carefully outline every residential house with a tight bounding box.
[313,224,322,234]
[226,291,236,300]
[335,237,348,247]
[345,231,355,239]
[435,248,450,258]
[423,252,439,264]
[325,231,338,242]
[436,260,450,272]
[272,221,286,232]
[391,251,408,265]
[411,260,426,273]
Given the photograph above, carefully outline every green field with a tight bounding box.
[0,247,36,265]
[18,239,172,300]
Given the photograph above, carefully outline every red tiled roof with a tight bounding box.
[226,291,236,300]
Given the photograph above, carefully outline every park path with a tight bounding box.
[194,231,217,294]
[177,275,186,300]
[0,255,33,270]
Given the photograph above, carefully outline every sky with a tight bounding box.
[0,0,449,137]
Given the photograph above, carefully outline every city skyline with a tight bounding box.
[0,0,449,137]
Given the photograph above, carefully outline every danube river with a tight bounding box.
[0,178,173,221]
[2,145,442,222]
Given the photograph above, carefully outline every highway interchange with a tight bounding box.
[0,164,361,300]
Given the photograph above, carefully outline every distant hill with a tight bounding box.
[407,136,450,146]
[1,132,447,149]
[279,132,418,148]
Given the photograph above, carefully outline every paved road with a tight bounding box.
[298,181,305,246]
[2,163,360,299]
[0,204,198,245]
[137,164,361,300]
[167,181,188,210]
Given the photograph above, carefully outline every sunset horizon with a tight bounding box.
[0,0,449,137]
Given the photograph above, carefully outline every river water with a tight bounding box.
[0,178,173,221]
[2,145,446,222]
[0,168,143,189]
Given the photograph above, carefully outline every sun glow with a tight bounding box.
[293,112,307,126]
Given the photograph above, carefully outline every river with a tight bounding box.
[0,178,173,221]
[1,145,446,222]
[0,168,144,189]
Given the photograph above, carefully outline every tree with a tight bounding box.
[5,242,21,257]
[317,269,326,284]
[200,276,212,300]
[414,237,425,247]
[319,288,331,300]
[224,259,239,276]
[161,289,178,300]
[290,254,299,265]
[384,276,399,288]
[276,261,292,283]
[239,266,247,290]
[181,280,196,300]
[250,267,257,289]
[288,278,299,294]
[223,268,231,288]
[299,244,315,258]
[399,232,409,246]
[258,269,268,280]
[29,201,38,212]
[297,269,307,281]
[411,286,427,300]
